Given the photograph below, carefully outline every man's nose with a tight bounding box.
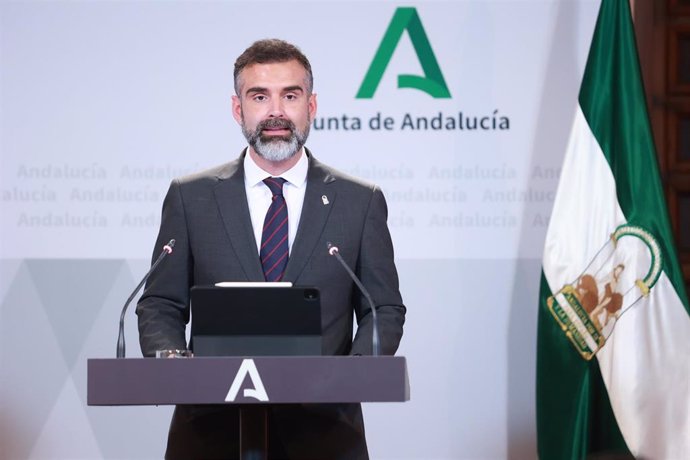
[268,98,286,117]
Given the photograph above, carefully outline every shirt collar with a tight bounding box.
[243,147,308,189]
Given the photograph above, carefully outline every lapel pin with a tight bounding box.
[322,195,330,205]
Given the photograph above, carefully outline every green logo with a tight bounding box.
[356,7,451,99]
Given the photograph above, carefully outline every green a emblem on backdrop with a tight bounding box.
[356,7,451,99]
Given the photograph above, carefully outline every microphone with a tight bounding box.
[116,239,175,358]
[327,242,380,356]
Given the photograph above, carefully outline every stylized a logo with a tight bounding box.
[356,7,451,99]
[225,359,269,402]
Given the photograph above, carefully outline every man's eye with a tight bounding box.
[253,95,267,102]
[285,94,297,101]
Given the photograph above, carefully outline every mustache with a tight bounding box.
[257,118,296,133]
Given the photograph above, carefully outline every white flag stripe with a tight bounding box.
[543,105,625,290]
[598,273,690,458]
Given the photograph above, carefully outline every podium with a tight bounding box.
[88,356,409,459]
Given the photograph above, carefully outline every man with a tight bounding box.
[136,39,406,459]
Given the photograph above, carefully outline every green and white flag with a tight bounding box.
[537,1,690,458]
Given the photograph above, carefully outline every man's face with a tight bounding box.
[232,60,317,162]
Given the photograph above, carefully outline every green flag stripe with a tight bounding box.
[578,0,690,312]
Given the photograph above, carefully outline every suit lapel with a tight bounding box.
[283,154,336,282]
[213,156,265,281]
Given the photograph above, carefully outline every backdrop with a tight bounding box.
[0,1,599,458]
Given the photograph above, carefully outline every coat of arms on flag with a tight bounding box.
[546,224,662,360]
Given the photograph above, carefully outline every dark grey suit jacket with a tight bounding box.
[136,150,406,459]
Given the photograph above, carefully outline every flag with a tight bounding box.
[537,1,690,458]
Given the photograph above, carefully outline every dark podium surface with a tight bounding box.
[87,356,409,406]
[88,356,408,460]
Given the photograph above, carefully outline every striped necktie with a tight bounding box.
[260,177,289,281]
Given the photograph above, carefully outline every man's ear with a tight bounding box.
[308,93,317,120]
[231,95,243,124]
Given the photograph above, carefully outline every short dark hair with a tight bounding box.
[234,39,313,95]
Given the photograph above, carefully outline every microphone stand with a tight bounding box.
[116,239,175,358]
[327,242,380,356]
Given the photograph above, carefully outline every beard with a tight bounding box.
[241,117,310,162]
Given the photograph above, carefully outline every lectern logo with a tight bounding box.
[225,359,269,402]
[356,7,451,99]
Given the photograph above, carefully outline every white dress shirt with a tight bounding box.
[243,148,308,255]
